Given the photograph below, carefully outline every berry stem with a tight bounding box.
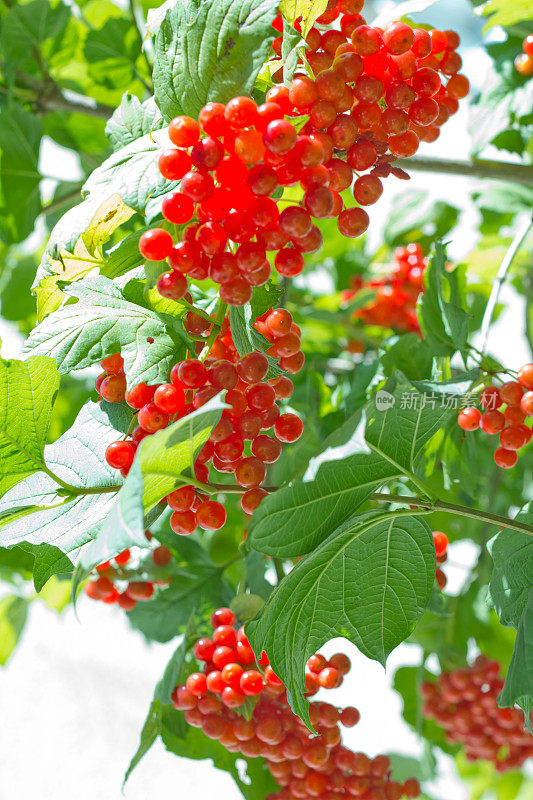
[479,214,532,355]
[200,301,228,362]
[176,298,215,324]
[371,491,533,538]
[274,558,285,583]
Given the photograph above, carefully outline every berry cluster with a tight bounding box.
[422,656,533,772]
[96,308,304,528]
[457,364,533,469]
[342,243,427,351]
[138,2,467,308]
[432,530,448,592]
[83,533,170,610]
[515,35,533,77]
[172,608,422,799]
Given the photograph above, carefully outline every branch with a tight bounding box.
[396,155,533,187]
[39,93,114,120]
[43,186,83,215]
[479,214,533,355]
[372,491,533,538]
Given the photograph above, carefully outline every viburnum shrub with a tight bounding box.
[1,0,533,796]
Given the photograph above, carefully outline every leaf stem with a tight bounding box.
[273,558,285,583]
[177,298,214,323]
[371,491,533,538]
[479,214,532,355]
[128,0,153,81]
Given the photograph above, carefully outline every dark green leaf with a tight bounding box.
[154,613,195,704]
[0,104,42,244]
[247,510,435,723]
[230,304,283,379]
[381,335,433,381]
[417,243,469,357]
[498,593,533,732]
[153,0,279,121]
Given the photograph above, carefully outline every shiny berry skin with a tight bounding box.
[156,270,188,300]
[186,672,207,697]
[518,363,533,390]
[207,360,238,389]
[237,351,269,384]
[275,247,305,277]
[100,373,126,403]
[212,646,236,670]
[241,487,268,514]
[220,278,253,306]
[338,207,369,238]
[139,228,173,261]
[162,191,195,224]
[251,434,282,463]
[494,447,518,469]
[211,607,235,627]
[154,383,186,414]
[158,148,192,180]
[125,382,156,409]
[174,359,207,389]
[340,706,360,727]
[520,391,533,416]
[240,670,264,695]
[196,500,227,530]
[318,666,339,688]
[246,382,276,412]
[432,531,449,557]
[479,410,505,435]
[105,441,135,470]
[168,115,200,147]
[170,510,197,535]
[499,381,524,406]
[138,402,169,433]
[263,119,297,154]
[383,22,414,54]
[167,485,196,512]
[480,385,502,410]
[274,413,303,443]
[127,581,154,601]
[458,407,480,431]
[221,686,246,708]
[499,425,528,450]
[235,456,266,488]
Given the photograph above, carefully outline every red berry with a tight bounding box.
[494,447,518,469]
[186,672,207,697]
[196,500,227,530]
[152,545,172,566]
[518,363,533,390]
[154,383,186,414]
[458,407,480,431]
[170,509,197,535]
[480,410,505,435]
[241,487,268,514]
[520,391,533,416]
[211,607,235,627]
[138,402,169,433]
[432,531,449,557]
[499,425,528,450]
[162,191,195,224]
[139,228,173,261]
[274,413,303,443]
[168,115,200,147]
[105,440,135,470]
[235,456,266,488]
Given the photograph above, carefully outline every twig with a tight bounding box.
[479,215,533,355]
[396,156,533,187]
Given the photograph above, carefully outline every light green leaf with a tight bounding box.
[153,0,279,121]
[80,460,146,570]
[136,394,226,510]
[279,0,328,37]
[154,613,195,704]
[0,595,28,666]
[82,128,176,212]
[1,0,69,68]
[247,510,435,723]
[498,593,533,732]
[481,0,533,29]
[24,275,185,387]
[0,356,60,496]
[0,401,131,562]
[105,93,165,151]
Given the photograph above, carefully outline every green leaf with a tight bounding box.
[229,305,283,379]
[282,19,303,86]
[0,104,42,244]
[498,592,533,732]
[0,356,60,496]
[381,335,433,381]
[248,450,400,557]
[127,567,232,642]
[364,371,458,489]
[82,128,176,212]
[84,11,140,89]
[24,276,185,387]
[80,460,146,570]
[20,543,74,592]
[0,595,28,666]
[1,0,69,69]
[135,394,226,511]
[417,243,469,357]
[0,401,131,562]
[154,613,195,704]
[105,93,165,151]
[384,192,459,250]
[247,510,435,723]
[153,0,279,121]
[481,0,533,29]
[124,699,163,785]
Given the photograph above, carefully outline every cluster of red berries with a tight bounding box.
[83,532,171,610]
[515,35,533,77]
[96,309,304,529]
[432,530,448,591]
[422,655,533,772]
[173,608,422,800]
[457,364,533,469]
[138,2,467,308]
[342,243,427,352]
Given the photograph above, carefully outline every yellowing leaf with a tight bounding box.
[33,239,103,322]
[279,0,328,36]
[82,193,135,253]
[481,0,533,30]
